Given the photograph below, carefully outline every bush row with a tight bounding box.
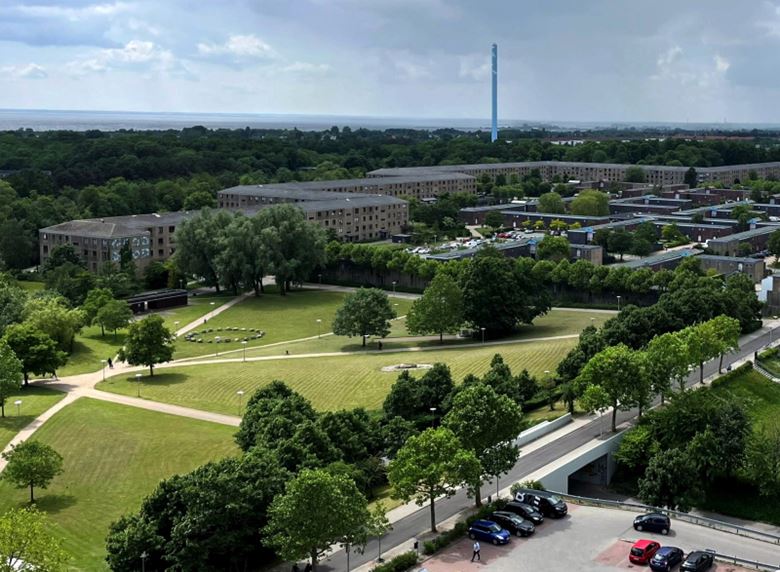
[369,551,419,572]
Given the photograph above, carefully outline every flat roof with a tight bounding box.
[298,195,407,210]
[708,225,780,243]
[617,248,701,268]
[40,219,148,238]
[698,254,764,264]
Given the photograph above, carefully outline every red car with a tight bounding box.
[629,539,661,565]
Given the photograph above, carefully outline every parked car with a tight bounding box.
[629,539,661,565]
[513,489,568,518]
[681,551,714,571]
[502,501,544,524]
[467,519,511,545]
[649,546,684,571]
[633,513,671,535]
[489,511,535,537]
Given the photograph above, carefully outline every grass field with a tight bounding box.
[0,386,64,449]
[98,337,578,414]
[59,325,127,376]
[154,292,236,330]
[172,288,414,359]
[0,398,238,571]
[15,280,45,291]
[711,367,780,429]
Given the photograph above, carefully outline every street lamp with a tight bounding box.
[318,273,322,284]
[481,327,486,344]
[241,340,247,362]
[429,407,437,428]
[100,359,107,382]
[140,551,148,572]
[215,336,221,357]
[135,373,142,398]
[316,318,322,339]
[392,280,397,294]
[616,295,621,312]
[237,390,245,416]
[14,400,21,416]
[174,320,180,332]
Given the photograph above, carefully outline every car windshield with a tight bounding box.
[630,548,644,557]
[548,495,562,504]
[487,524,502,533]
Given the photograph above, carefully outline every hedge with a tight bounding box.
[422,501,505,555]
[369,551,419,572]
[710,361,753,388]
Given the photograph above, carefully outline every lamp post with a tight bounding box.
[392,280,397,294]
[135,373,142,398]
[481,327,486,344]
[215,336,221,357]
[241,340,247,362]
[14,400,21,416]
[616,295,621,312]
[100,359,107,382]
[318,273,322,284]
[316,319,322,339]
[430,407,437,428]
[237,390,245,416]
[140,551,148,572]
[174,320,180,333]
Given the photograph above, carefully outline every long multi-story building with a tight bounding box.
[368,161,780,186]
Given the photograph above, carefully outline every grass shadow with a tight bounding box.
[36,493,78,515]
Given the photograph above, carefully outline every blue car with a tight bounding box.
[467,519,511,545]
[649,546,684,572]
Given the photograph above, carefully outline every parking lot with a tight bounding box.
[417,504,779,572]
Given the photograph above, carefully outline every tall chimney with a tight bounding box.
[491,43,498,143]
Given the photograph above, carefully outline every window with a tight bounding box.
[169,226,175,233]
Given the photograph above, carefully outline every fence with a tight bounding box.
[552,492,780,546]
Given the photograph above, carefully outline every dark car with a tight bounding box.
[489,511,535,537]
[467,519,511,545]
[633,513,671,535]
[513,489,568,518]
[649,546,684,572]
[629,539,661,565]
[503,501,544,525]
[681,551,714,572]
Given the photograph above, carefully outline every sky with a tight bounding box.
[2,0,780,123]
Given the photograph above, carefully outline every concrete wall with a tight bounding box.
[516,414,572,448]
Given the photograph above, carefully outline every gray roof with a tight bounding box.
[298,195,407,211]
[708,225,780,243]
[221,186,359,201]
[698,254,764,264]
[617,248,701,269]
[39,219,148,238]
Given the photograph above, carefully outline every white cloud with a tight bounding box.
[67,40,182,75]
[656,45,683,70]
[458,54,490,81]
[14,2,132,22]
[2,62,48,79]
[197,34,277,59]
[282,61,330,74]
[714,54,731,72]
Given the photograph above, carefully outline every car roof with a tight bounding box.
[492,511,519,519]
[472,519,497,527]
[656,546,680,555]
[633,539,658,549]
[507,501,534,509]
[686,551,708,559]
[641,512,668,519]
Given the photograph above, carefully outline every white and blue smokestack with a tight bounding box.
[491,43,498,142]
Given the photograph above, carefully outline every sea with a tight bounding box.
[2,108,780,133]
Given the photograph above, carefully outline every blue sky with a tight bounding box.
[2,0,780,123]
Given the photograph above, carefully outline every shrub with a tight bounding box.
[510,480,546,496]
[711,362,754,389]
[422,501,506,555]
[370,551,419,572]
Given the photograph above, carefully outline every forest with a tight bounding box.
[3,126,780,270]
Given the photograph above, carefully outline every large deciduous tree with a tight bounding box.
[2,440,64,503]
[174,208,233,292]
[443,383,524,506]
[117,314,174,376]
[536,236,570,261]
[537,191,565,214]
[388,427,480,533]
[2,323,66,384]
[638,448,701,512]
[96,299,133,338]
[0,341,23,417]
[264,469,371,571]
[0,507,68,571]
[81,287,113,335]
[332,287,396,346]
[570,189,610,216]
[406,273,464,342]
[24,295,84,352]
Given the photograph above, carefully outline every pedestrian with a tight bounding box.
[107,357,113,369]
[471,540,481,562]
[303,563,312,572]
[378,341,383,350]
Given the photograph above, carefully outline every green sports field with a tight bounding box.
[0,398,238,571]
[98,337,578,414]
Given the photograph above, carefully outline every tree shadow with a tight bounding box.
[32,493,78,514]
[139,373,189,387]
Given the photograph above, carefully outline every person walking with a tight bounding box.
[107,357,113,369]
[471,540,481,562]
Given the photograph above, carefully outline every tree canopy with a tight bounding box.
[117,314,174,375]
[332,288,396,346]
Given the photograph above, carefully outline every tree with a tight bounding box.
[576,344,646,432]
[2,323,66,384]
[0,340,23,417]
[264,469,371,571]
[702,315,740,373]
[2,440,64,503]
[388,427,480,533]
[645,332,688,397]
[638,448,701,511]
[745,423,780,498]
[81,287,113,334]
[607,229,633,260]
[174,208,233,292]
[624,166,646,183]
[537,191,565,214]
[332,288,396,346]
[769,230,780,262]
[406,273,464,342]
[661,223,686,244]
[443,383,523,506]
[43,262,96,306]
[0,278,27,338]
[0,507,68,571]
[614,425,657,473]
[683,167,698,188]
[484,211,504,229]
[383,364,454,428]
[461,247,550,337]
[117,314,174,376]
[536,236,570,261]
[570,190,609,216]
[41,244,84,274]
[183,189,217,210]
[24,295,84,353]
[96,299,133,337]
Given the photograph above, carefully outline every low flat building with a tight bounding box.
[617,248,701,271]
[698,255,765,283]
[707,225,780,256]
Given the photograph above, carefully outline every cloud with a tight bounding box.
[13,2,132,22]
[282,61,330,74]
[656,45,683,70]
[458,53,490,81]
[67,40,185,76]
[197,34,277,59]
[1,63,48,79]
[714,54,731,72]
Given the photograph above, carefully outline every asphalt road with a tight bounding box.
[316,323,778,571]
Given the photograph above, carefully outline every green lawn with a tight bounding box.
[98,337,577,414]
[172,288,414,359]
[154,293,236,330]
[0,398,238,571]
[15,280,45,291]
[711,368,780,430]
[60,325,127,376]
[0,386,65,449]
